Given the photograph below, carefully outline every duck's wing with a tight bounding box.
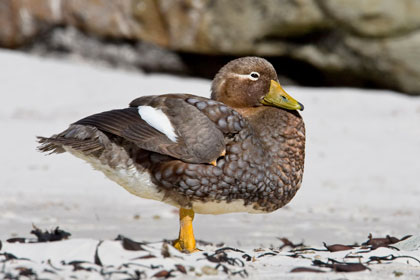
[39,94,249,163]
[73,107,179,156]
[42,95,232,164]
[130,94,248,136]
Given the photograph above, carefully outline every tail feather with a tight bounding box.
[37,125,107,156]
[37,136,66,154]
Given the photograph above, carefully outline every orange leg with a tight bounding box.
[173,208,199,253]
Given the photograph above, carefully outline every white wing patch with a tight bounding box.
[138,106,178,142]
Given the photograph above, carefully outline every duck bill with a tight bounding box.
[261,80,304,111]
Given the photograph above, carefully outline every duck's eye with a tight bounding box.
[249,72,260,81]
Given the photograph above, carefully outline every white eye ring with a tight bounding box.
[249,72,260,81]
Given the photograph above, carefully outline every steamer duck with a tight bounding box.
[38,57,305,253]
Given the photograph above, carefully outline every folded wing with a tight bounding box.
[39,94,249,164]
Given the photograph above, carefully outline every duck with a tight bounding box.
[38,57,305,253]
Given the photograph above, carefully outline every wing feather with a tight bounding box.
[74,108,179,157]
[41,94,247,164]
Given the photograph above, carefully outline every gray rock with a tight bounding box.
[1,0,420,94]
[319,0,420,37]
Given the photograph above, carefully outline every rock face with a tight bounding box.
[1,0,420,94]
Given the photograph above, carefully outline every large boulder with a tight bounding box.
[1,0,420,94]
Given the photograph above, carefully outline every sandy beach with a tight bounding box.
[1,50,419,279]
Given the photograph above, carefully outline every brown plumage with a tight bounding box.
[38,56,305,252]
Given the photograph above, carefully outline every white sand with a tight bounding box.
[0,49,419,279]
[2,238,420,279]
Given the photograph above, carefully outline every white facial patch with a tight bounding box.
[233,72,260,81]
[138,106,177,142]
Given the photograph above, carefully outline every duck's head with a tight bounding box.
[211,57,303,111]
